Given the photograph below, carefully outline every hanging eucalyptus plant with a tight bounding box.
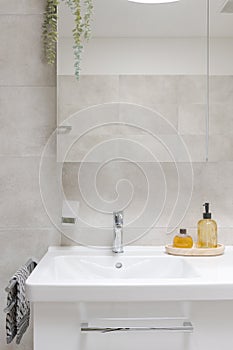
[42,0,59,65]
[42,0,93,79]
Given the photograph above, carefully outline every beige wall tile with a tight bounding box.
[0,15,55,86]
[209,136,233,161]
[61,227,233,249]
[177,76,206,104]
[57,133,119,162]
[179,103,233,136]
[119,103,178,134]
[178,104,206,135]
[61,227,171,248]
[58,75,119,123]
[0,87,56,156]
[210,104,233,135]
[61,228,112,248]
[62,160,233,232]
[62,161,193,231]
[217,228,233,245]
[58,133,200,163]
[0,229,60,277]
[120,134,199,162]
[57,104,120,162]
[180,162,233,228]
[119,75,178,105]
[210,76,233,104]
[0,0,46,14]
[0,157,57,228]
[125,227,175,246]
[181,135,206,162]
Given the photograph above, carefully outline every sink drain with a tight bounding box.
[115,262,123,269]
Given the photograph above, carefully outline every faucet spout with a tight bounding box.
[113,211,124,253]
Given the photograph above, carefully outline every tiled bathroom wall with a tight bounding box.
[58,75,233,247]
[0,2,60,349]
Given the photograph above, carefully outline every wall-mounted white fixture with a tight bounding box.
[128,0,179,3]
[61,200,79,225]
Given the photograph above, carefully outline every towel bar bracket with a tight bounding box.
[5,259,37,292]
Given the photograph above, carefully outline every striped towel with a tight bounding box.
[5,285,17,344]
[6,265,31,344]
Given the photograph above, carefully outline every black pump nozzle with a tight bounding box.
[203,202,211,219]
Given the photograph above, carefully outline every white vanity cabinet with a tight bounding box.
[26,246,233,350]
[32,300,233,350]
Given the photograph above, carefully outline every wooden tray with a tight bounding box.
[165,244,225,256]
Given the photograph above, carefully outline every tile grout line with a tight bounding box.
[0,228,59,231]
[0,13,45,16]
[0,85,56,88]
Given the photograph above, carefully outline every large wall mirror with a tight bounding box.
[54,0,233,246]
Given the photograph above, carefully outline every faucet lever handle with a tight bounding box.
[113,211,123,226]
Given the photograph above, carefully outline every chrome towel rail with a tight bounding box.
[81,321,194,333]
[5,259,37,293]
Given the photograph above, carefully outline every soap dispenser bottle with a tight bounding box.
[173,229,193,248]
[197,203,217,248]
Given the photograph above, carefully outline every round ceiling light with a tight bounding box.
[128,0,179,3]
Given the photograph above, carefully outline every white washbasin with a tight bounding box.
[53,255,199,280]
[26,246,233,302]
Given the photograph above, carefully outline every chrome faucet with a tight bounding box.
[113,211,124,253]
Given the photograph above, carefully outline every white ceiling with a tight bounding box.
[59,0,233,37]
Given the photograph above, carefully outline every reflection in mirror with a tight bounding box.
[53,0,233,246]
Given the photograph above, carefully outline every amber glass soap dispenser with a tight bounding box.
[173,229,193,248]
[197,203,217,248]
